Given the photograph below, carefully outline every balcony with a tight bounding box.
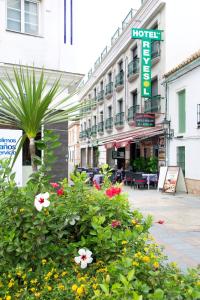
[91,125,97,136]
[128,105,140,122]
[127,58,139,82]
[144,95,161,113]
[87,127,91,138]
[97,90,104,103]
[115,112,124,127]
[92,98,97,110]
[105,82,113,99]
[115,72,124,92]
[151,41,161,65]
[79,131,87,139]
[105,117,113,131]
[98,122,104,133]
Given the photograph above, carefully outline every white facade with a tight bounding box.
[165,54,200,193]
[78,0,200,170]
[0,0,84,184]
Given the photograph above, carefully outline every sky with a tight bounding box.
[70,0,141,74]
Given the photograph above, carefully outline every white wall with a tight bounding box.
[165,0,200,72]
[168,63,200,180]
[0,0,81,73]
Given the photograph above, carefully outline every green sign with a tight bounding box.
[132,28,162,41]
[131,28,163,97]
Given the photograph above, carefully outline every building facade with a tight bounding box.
[164,51,200,194]
[68,121,80,177]
[78,0,200,171]
[0,0,83,184]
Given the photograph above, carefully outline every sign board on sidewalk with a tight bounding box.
[157,166,167,190]
[162,166,187,194]
[0,129,22,186]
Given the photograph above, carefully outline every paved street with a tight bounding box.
[124,186,200,271]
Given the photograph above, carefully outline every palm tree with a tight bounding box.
[0,66,81,172]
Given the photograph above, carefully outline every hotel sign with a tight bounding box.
[135,113,155,127]
[132,28,163,97]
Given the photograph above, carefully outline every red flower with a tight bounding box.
[50,182,59,188]
[57,188,64,196]
[111,220,121,228]
[156,220,165,224]
[93,181,101,190]
[105,186,121,198]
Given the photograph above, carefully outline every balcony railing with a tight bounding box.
[87,127,91,137]
[115,112,124,126]
[105,117,113,130]
[151,41,161,59]
[144,95,161,113]
[79,131,87,139]
[98,122,104,133]
[97,90,104,102]
[128,105,140,121]
[105,82,113,96]
[128,58,139,77]
[115,72,124,88]
[91,125,97,136]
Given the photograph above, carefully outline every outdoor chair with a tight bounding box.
[124,171,135,187]
[133,173,147,189]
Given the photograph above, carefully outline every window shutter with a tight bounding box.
[178,90,186,133]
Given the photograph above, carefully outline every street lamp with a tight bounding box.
[162,117,174,139]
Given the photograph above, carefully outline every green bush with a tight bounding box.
[0,165,199,299]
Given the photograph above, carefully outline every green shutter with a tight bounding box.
[178,90,186,133]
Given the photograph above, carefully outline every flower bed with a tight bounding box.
[0,170,199,299]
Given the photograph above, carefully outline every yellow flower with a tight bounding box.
[144,247,149,252]
[122,240,128,245]
[8,280,14,288]
[93,284,98,289]
[58,284,65,290]
[132,261,139,266]
[54,274,59,279]
[72,284,78,292]
[34,292,41,298]
[77,286,84,296]
[131,219,137,225]
[30,287,36,292]
[142,256,150,263]
[134,252,142,258]
[19,208,25,213]
[30,279,38,285]
[6,296,11,300]
[22,274,26,280]
[61,271,68,277]
[42,259,47,265]
[47,286,52,291]
[196,281,200,286]
[153,262,160,268]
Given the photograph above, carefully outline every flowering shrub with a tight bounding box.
[0,166,199,299]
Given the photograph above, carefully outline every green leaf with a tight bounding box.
[99,284,109,295]
[127,269,135,281]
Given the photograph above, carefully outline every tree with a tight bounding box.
[0,66,80,172]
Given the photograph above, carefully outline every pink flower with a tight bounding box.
[156,220,165,224]
[50,182,59,188]
[57,188,64,196]
[105,186,121,198]
[111,220,121,228]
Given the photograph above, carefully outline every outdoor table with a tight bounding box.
[142,173,158,190]
[93,174,104,185]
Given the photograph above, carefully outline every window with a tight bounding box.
[108,106,112,117]
[131,45,138,59]
[178,90,186,133]
[197,104,200,128]
[131,89,137,106]
[177,146,185,176]
[100,111,103,122]
[7,0,39,35]
[118,99,123,113]
[108,72,112,83]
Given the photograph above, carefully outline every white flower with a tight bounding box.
[74,248,93,269]
[34,192,50,211]
[69,215,80,225]
[64,215,80,226]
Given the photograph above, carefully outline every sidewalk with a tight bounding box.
[124,186,200,271]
